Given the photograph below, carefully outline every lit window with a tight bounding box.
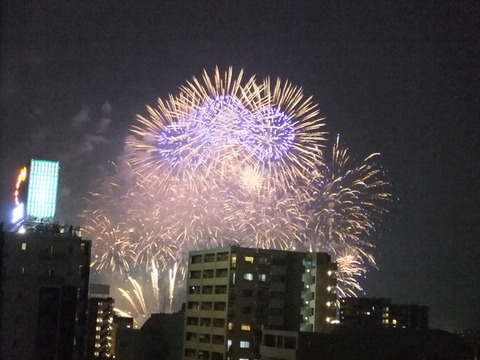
[244,256,254,263]
[228,322,233,330]
[241,324,251,331]
[21,243,27,250]
[20,267,25,274]
[243,273,253,281]
[258,274,267,281]
[392,319,397,325]
[231,256,237,267]
[240,341,250,348]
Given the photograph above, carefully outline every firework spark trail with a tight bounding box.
[82,67,391,322]
[335,248,369,298]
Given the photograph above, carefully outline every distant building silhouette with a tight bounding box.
[112,310,184,360]
[338,297,429,329]
[139,310,185,360]
[111,314,134,358]
[0,230,91,360]
[260,326,472,360]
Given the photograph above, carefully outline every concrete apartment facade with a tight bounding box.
[183,246,336,360]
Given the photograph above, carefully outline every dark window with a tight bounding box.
[190,270,201,279]
[188,286,200,295]
[186,317,198,326]
[200,302,213,310]
[200,318,211,327]
[187,302,200,310]
[216,268,228,278]
[214,302,226,311]
[198,334,210,343]
[212,335,224,344]
[216,252,229,262]
[213,318,225,328]
[284,336,297,349]
[215,285,227,294]
[203,270,214,278]
[264,334,276,347]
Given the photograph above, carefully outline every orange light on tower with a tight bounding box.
[14,166,28,206]
[11,160,60,224]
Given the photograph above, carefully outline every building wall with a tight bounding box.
[111,315,134,358]
[84,297,115,359]
[0,231,91,360]
[139,312,185,360]
[300,252,337,333]
[183,246,336,360]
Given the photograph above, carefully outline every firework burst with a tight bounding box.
[82,67,391,322]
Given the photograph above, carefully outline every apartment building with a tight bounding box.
[183,246,336,360]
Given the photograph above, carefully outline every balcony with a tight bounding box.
[302,273,315,285]
[301,290,314,301]
[260,345,296,360]
[300,323,313,332]
[301,306,314,317]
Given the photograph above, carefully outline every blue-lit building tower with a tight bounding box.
[11,159,60,230]
[1,159,92,360]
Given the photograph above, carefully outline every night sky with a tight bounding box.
[1,1,478,331]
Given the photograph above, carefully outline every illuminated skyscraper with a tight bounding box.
[12,159,60,225]
[182,246,336,360]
